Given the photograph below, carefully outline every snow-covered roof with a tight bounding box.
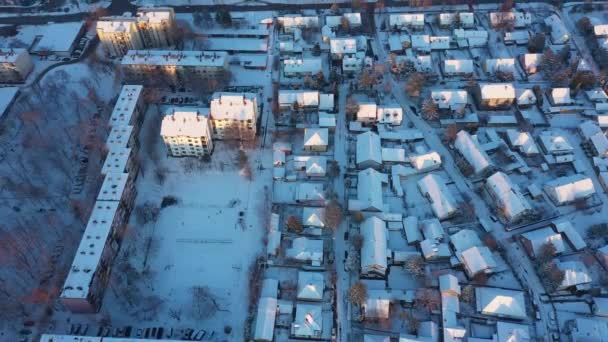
[291,303,323,338]
[551,88,572,105]
[109,85,143,127]
[479,83,516,100]
[598,115,608,128]
[364,334,390,342]
[357,102,378,121]
[348,168,388,212]
[122,50,228,67]
[381,148,406,163]
[102,147,131,175]
[484,58,515,74]
[461,246,497,277]
[356,131,382,166]
[297,271,325,301]
[326,13,361,28]
[544,175,595,205]
[475,287,527,319]
[504,30,530,43]
[439,12,474,26]
[278,90,319,107]
[422,218,444,241]
[429,36,451,50]
[411,34,430,50]
[420,239,451,260]
[486,171,532,221]
[283,57,322,75]
[496,322,530,342]
[254,297,277,341]
[376,105,403,125]
[209,92,257,121]
[286,237,323,265]
[106,125,134,150]
[318,112,336,128]
[403,216,422,244]
[538,132,573,154]
[30,21,84,54]
[454,130,493,174]
[161,109,211,138]
[544,14,569,44]
[330,37,357,55]
[507,129,539,155]
[296,183,326,203]
[417,174,457,220]
[431,90,468,110]
[302,207,325,228]
[409,151,442,172]
[594,297,608,317]
[439,274,460,295]
[521,53,543,72]
[579,121,603,140]
[521,227,566,256]
[206,37,268,52]
[306,156,327,176]
[97,16,137,33]
[61,201,120,300]
[489,11,532,28]
[363,297,390,319]
[319,93,334,111]
[590,133,608,157]
[304,128,329,148]
[277,15,319,29]
[361,216,388,276]
[389,13,425,27]
[570,318,608,342]
[515,88,537,106]
[450,229,482,255]
[136,7,174,24]
[586,88,608,102]
[97,173,129,202]
[557,260,591,289]
[594,24,608,37]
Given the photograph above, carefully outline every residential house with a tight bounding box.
[356,131,382,169]
[544,14,569,44]
[476,83,516,109]
[486,171,532,222]
[417,174,457,220]
[431,90,468,114]
[549,88,572,106]
[329,37,357,60]
[297,271,325,301]
[283,57,322,77]
[291,303,323,339]
[278,90,319,111]
[475,287,527,319]
[484,58,516,74]
[521,53,543,74]
[520,227,566,258]
[361,217,388,278]
[515,88,537,108]
[544,175,596,205]
[304,128,329,152]
[389,13,425,30]
[507,129,539,155]
[443,59,474,76]
[277,15,319,33]
[286,237,323,266]
[538,131,574,155]
[489,11,532,28]
[348,168,389,212]
[454,130,493,174]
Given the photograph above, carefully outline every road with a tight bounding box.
[370,13,560,339]
[333,82,351,342]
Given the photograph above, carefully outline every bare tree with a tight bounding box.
[348,281,368,306]
[421,97,439,120]
[286,215,303,233]
[404,256,426,279]
[443,124,459,142]
[404,73,426,98]
[345,97,359,121]
[324,201,343,229]
[415,288,440,312]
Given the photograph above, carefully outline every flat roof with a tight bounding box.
[109,85,143,127]
[122,50,228,67]
[31,22,84,53]
[97,173,129,202]
[0,87,19,118]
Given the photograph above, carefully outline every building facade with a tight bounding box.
[98,8,176,57]
[121,50,229,87]
[209,92,258,140]
[0,48,34,83]
[160,108,214,157]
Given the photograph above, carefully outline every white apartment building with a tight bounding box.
[209,92,258,141]
[121,50,229,87]
[96,18,144,57]
[60,201,122,313]
[109,85,146,128]
[0,48,34,83]
[160,108,214,157]
[97,7,176,57]
[136,7,176,48]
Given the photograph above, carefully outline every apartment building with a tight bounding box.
[60,201,122,313]
[160,108,214,157]
[97,8,176,57]
[121,50,229,87]
[0,48,34,83]
[136,7,176,48]
[96,18,144,57]
[209,92,258,141]
[109,85,146,129]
